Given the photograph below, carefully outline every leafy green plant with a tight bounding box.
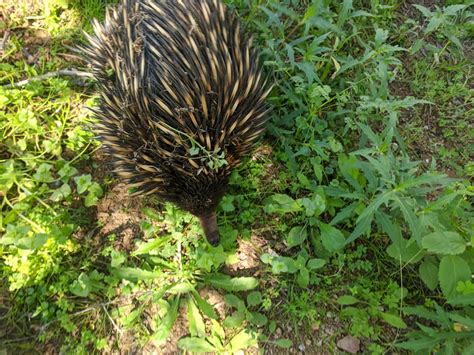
[397,303,474,353]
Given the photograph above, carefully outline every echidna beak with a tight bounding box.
[206,232,220,247]
[199,212,220,246]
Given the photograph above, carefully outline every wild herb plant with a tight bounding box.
[1,0,473,353]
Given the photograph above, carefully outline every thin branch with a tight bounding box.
[2,69,94,89]
[102,304,123,337]
[0,30,10,52]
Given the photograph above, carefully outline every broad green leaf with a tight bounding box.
[220,196,235,212]
[338,154,362,191]
[274,339,293,348]
[337,295,359,305]
[33,163,54,183]
[374,28,389,46]
[413,4,432,17]
[224,311,245,328]
[439,255,471,298]
[395,337,439,351]
[248,312,268,326]
[247,291,262,307]
[121,308,142,328]
[74,174,92,194]
[187,297,206,338]
[330,203,358,225]
[386,238,424,264]
[110,250,126,268]
[224,294,243,309]
[141,207,162,221]
[380,312,407,329]
[228,329,258,352]
[177,337,215,353]
[264,194,301,214]
[346,212,373,245]
[419,259,439,291]
[375,212,402,245]
[425,16,443,34]
[152,296,180,346]
[307,258,326,270]
[392,196,421,242]
[210,319,225,342]
[84,192,100,207]
[202,274,258,292]
[70,273,92,297]
[287,226,307,247]
[133,236,171,255]
[50,183,71,202]
[192,291,217,319]
[422,231,466,255]
[167,282,194,294]
[444,4,467,16]
[297,268,309,288]
[320,223,345,252]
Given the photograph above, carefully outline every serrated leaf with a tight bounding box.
[287,226,307,247]
[419,259,439,290]
[425,16,443,34]
[74,174,92,194]
[202,274,258,292]
[395,337,439,351]
[265,194,302,214]
[337,295,359,305]
[380,312,407,329]
[187,297,206,338]
[387,238,424,263]
[50,183,71,202]
[178,337,215,352]
[133,236,171,256]
[192,291,218,319]
[439,255,471,298]
[33,163,54,183]
[422,231,466,255]
[110,250,126,268]
[220,196,235,212]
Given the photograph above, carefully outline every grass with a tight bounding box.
[1,0,473,353]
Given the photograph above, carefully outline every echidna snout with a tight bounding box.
[199,212,220,247]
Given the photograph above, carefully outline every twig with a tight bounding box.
[2,69,94,89]
[0,30,10,52]
[102,304,123,337]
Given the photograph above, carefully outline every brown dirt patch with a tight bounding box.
[96,183,146,252]
[224,234,267,277]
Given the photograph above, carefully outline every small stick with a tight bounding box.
[2,69,94,89]
[0,30,10,52]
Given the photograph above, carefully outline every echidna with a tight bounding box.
[80,0,271,246]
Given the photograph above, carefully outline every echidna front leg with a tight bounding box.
[198,211,220,246]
